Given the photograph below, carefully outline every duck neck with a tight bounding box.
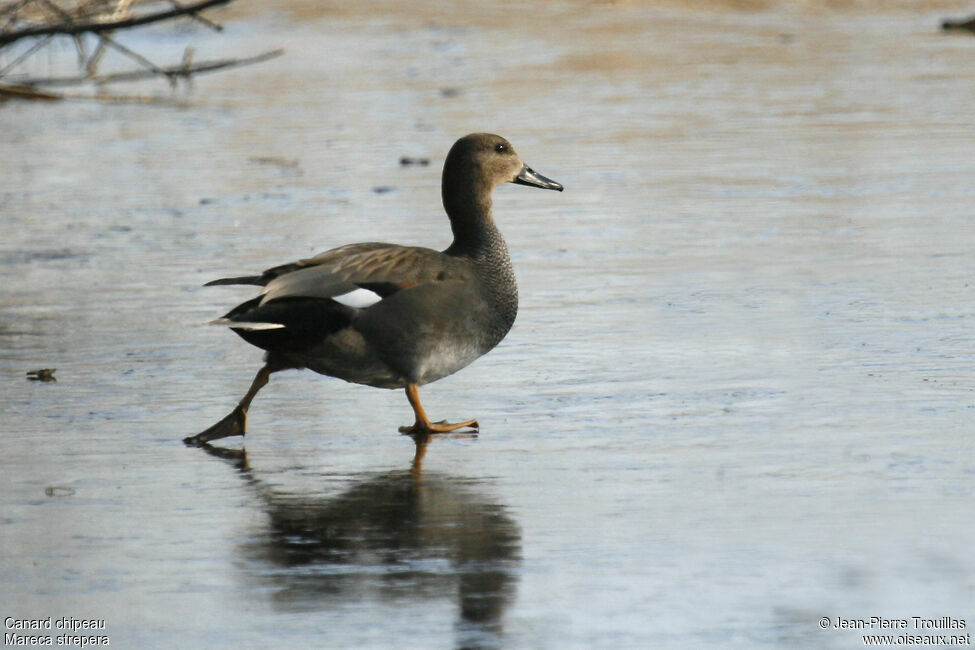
[442,178,519,343]
[442,181,503,260]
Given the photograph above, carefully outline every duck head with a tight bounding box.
[443,133,563,199]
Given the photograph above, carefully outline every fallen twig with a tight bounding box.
[7,46,282,86]
[0,82,60,98]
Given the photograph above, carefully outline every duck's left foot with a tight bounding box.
[399,418,479,436]
[184,405,247,446]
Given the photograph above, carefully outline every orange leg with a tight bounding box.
[398,382,479,436]
[184,365,272,446]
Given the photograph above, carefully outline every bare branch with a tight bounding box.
[0,0,235,46]
[98,31,166,76]
[1,0,35,30]
[170,0,221,32]
[8,47,283,86]
[0,32,53,76]
[0,82,60,100]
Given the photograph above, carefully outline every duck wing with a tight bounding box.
[257,243,467,306]
[204,242,393,287]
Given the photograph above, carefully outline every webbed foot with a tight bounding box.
[398,418,479,435]
[184,405,247,446]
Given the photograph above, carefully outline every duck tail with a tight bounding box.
[204,276,264,287]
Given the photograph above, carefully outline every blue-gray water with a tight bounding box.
[2,2,974,648]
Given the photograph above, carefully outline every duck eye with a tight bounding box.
[495,143,507,154]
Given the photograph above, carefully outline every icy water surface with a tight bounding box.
[3,1,975,648]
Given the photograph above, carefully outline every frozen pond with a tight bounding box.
[2,1,975,647]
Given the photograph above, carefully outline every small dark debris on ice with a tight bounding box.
[26,368,56,382]
[942,15,975,33]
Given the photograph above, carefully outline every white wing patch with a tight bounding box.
[208,318,286,330]
[331,287,383,309]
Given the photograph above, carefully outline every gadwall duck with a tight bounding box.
[184,133,562,446]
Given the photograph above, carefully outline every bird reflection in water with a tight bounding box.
[197,435,521,649]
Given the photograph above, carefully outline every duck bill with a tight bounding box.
[513,164,563,191]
